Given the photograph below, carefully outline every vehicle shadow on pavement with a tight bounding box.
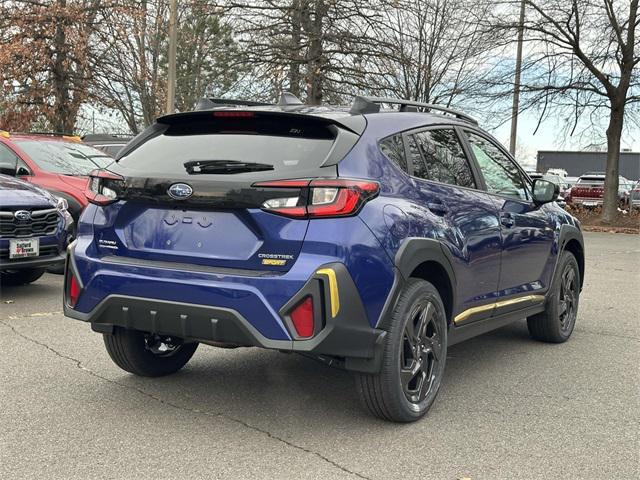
[82,319,540,431]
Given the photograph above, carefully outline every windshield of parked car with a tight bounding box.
[13,139,112,175]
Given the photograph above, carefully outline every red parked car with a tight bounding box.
[0,131,113,223]
[565,172,632,208]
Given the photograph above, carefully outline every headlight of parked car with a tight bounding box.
[56,196,69,212]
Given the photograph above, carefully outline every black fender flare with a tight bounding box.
[376,237,457,330]
[556,224,585,288]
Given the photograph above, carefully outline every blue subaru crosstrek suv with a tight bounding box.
[64,95,584,422]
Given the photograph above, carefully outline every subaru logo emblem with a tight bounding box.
[14,210,31,222]
[167,183,193,200]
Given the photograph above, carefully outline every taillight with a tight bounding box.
[66,271,80,308]
[85,169,125,206]
[253,178,379,218]
[289,296,314,338]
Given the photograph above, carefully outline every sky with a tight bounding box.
[491,110,640,169]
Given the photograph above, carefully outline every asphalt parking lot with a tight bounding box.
[1,231,638,480]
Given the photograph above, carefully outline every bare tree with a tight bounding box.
[224,0,386,104]
[0,0,106,132]
[357,0,505,109]
[92,0,237,133]
[491,0,639,222]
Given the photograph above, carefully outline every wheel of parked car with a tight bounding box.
[0,268,46,286]
[103,328,199,377]
[527,251,580,343]
[355,279,447,422]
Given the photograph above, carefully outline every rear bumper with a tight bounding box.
[64,247,386,373]
[570,197,603,206]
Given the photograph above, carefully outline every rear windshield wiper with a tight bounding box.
[184,160,274,174]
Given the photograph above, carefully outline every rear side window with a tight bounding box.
[379,134,408,173]
[118,115,337,176]
[410,129,476,188]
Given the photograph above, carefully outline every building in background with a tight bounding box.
[537,150,640,179]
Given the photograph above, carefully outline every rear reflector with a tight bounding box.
[67,273,80,308]
[290,296,314,338]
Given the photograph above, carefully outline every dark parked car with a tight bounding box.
[0,175,73,285]
[64,95,584,422]
[82,134,132,158]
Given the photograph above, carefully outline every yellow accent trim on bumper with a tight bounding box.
[316,268,340,318]
[454,294,545,324]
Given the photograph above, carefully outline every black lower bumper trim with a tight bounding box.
[1,254,65,270]
[64,261,385,373]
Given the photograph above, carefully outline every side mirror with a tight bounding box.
[532,179,559,205]
[16,166,31,176]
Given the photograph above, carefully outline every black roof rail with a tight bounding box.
[195,97,273,110]
[349,96,478,125]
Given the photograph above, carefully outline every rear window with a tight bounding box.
[118,116,337,176]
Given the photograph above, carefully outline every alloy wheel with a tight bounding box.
[558,265,578,333]
[400,301,444,404]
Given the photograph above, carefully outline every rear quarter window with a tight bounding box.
[379,134,408,173]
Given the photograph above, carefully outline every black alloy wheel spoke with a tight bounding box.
[400,300,442,404]
[558,265,578,332]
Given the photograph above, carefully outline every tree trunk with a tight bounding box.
[602,98,625,223]
[305,0,327,105]
[288,0,302,96]
[52,0,71,133]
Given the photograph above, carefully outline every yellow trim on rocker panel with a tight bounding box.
[316,268,340,318]
[454,294,545,324]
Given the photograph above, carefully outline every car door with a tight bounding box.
[463,130,555,301]
[405,126,502,323]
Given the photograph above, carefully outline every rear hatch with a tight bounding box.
[91,110,361,273]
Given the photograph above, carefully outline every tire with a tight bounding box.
[355,279,447,422]
[103,327,198,377]
[0,268,46,286]
[527,251,580,343]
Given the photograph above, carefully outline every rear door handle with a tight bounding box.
[427,202,448,216]
[500,213,515,228]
